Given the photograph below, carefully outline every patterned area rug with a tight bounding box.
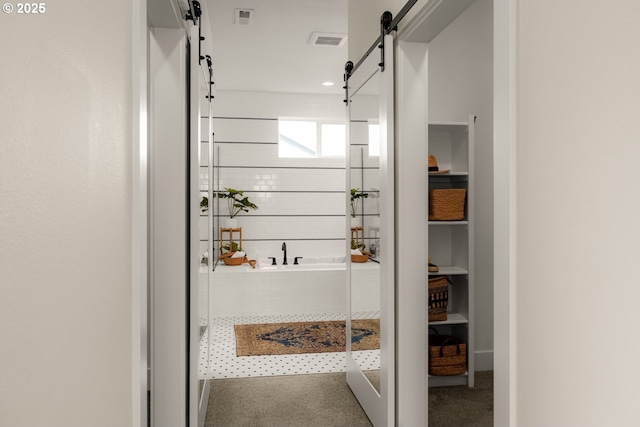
[234,319,380,356]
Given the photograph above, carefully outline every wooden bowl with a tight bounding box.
[351,252,370,263]
[219,252,247,266]
[223,257,246,266]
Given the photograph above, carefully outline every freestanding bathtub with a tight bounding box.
[209,257,379,317]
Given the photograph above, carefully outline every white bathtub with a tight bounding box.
[210,257,379,316]
[256,256,346,271]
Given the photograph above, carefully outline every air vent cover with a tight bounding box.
[309,32,347,47]
[235,9,253,26]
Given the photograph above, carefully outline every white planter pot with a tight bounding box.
[350,217,361,228]
[224,218,238,229]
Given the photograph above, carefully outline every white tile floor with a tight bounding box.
[199,312,380,379]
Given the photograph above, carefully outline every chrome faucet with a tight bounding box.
[282,242,288,265]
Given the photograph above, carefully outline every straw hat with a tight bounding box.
[428,155,450,174]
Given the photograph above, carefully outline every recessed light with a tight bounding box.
[322,81,335,87]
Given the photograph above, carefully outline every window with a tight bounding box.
[278,120,317,158]
[278,119,345,158]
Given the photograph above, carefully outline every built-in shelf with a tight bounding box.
[428,220,468,226]
[429,171,468,176]
[428,116,474,388]
[428,122,468,131]
[429,371,469,378]
[429,266,468,276]
[428,372,469,387]
[429,312,468,325]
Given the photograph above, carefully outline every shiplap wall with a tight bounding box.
[206,91,355,263]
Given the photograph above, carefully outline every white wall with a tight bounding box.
[0,1,134,426]
[516,1,640,425]
[347,0,387,62]
[348,0,413,62]
[428,0,493,368]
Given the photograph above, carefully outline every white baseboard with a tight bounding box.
[198,379,210,427]
[474,350,493,371]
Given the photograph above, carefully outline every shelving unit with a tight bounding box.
[428,116,475,388]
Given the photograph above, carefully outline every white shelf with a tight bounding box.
[427,115,474,388]
[429,372,469,387]
[429,371,469,378]
[429,171,468,177]
[428,122,468,132]
[428,220,468,226]
[429,313,468,325]
[429,266,468,276]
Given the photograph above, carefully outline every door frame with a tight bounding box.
[492,0,517,425]
[134,1,519,425]
[132,0,148,426]
[393,0,518,424]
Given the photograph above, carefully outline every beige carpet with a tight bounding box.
[205,372,373,427]
[234,319,380,356]
[429,370,493,426]
[205,371,493,427]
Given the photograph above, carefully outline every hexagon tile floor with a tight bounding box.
[199,312,380,379]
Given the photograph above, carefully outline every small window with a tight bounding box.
[278,119,345,158]
[278,120,317,158]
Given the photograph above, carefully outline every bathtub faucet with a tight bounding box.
[281,242,288,265]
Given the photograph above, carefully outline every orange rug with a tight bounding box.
[234,319,380,356]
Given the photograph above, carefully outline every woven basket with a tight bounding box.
[429,189,467,221]
[428,276,449,322]
[429,330,467,376]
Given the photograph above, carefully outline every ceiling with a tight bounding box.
[205,0,348,95]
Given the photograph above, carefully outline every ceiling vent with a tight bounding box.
[235,9,254,26]
[309,32,347,47]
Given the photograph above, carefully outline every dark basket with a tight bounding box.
[429,188,467,221]
[429,328,467,376]
[428,276,449,322]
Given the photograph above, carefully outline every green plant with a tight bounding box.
[351,239,365,251]
[221,241,241,254]
[201,196,209,212]
[215,188,259,218]
[350,188,369,218]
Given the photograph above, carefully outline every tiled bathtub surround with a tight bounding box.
[212,127,345,257]
[200,90,381,260]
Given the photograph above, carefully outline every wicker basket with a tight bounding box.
[429,189,467,221]
[428,276,449,322]
[429,330,467,376]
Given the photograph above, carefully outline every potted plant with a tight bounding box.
[350,238,369,263]
[210,188,258,268]
[350,188,368,226]
[351,239,365,251]
[212,187,259,228]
